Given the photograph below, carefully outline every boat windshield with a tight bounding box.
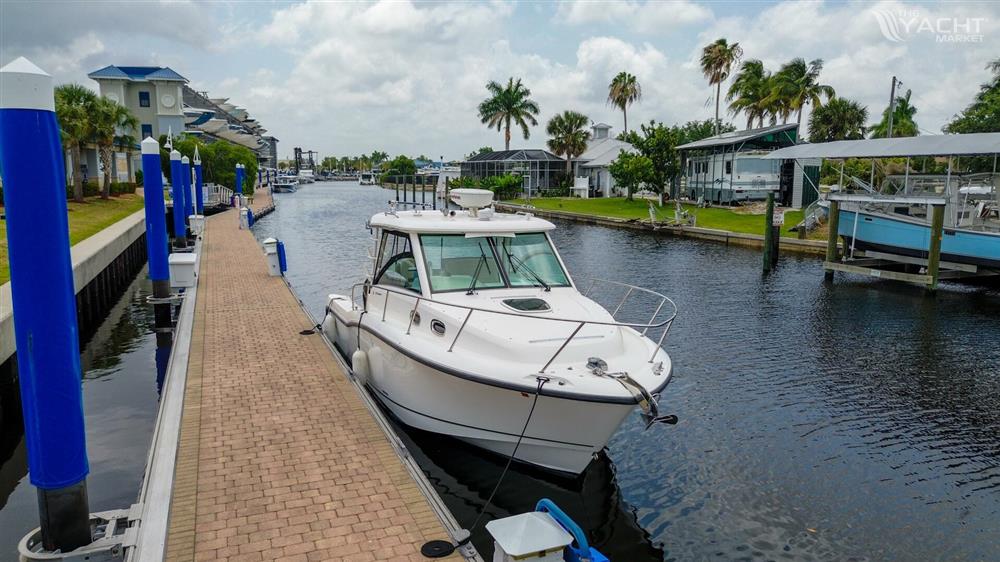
[419,233,569,293]
[420,235,505,292]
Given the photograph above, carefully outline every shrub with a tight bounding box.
[135,169,143,187]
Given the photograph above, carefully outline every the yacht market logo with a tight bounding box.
[872,9,986,43]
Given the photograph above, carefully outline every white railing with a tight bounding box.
[348,278,677,368]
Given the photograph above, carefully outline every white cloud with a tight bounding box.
[556,0,712,33]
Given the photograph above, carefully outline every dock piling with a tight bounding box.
[193,146,204,214]
[763,191,777,272]
[0,56,93,552]
[181,156,193,229]
[825,200,841,280]
[141,137,173,328]
[927,203,945,291]
[169,150,188,248]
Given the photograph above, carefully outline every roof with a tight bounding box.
[369,210,556,234]
[577,137,633,168]
[764,133,1000,159]
[592,122,612,129]
[677,123,799,151]
[466,149,564,162]
[88,65,187,82]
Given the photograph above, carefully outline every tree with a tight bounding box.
[607,71,642,133]
[93,96,138,199]
[727,59,773,129]
[607,151,653,201]
[945,58,1000,134]
[870,89,918,138]
[477,77,540,150]
[546,111,590,175]
[700,38,743,135]
[620,120,683,204]
[677,119,734,145]
[809,98,868,142]
[385,155,416,176]
[767,58,835,124]
[370,151,389,166]
[55,84,99,202]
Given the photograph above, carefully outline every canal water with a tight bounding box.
[255,182,1000,561]
[0,268,167,554]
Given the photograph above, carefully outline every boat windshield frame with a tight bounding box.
[416,232,572,294]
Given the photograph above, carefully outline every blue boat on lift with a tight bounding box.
[765,133,1000,280]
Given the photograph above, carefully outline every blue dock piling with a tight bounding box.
[194,147,204,214]
[277,240,288,273]
[181,156,194,223]
[169,150,188,248]
[235,163,244,195]
[0,56,93,552]
[141,137,173,328]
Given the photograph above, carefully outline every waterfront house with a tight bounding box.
[573,123,635,198]
[460,149,566,194]
[677,123,820,209]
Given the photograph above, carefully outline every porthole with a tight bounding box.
[430,319,446,336]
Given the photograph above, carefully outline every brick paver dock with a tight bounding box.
[164,195,459,561]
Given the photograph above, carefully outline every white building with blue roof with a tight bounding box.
[88,65,187,143]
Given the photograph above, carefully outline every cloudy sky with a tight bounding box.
[2,1,997,160]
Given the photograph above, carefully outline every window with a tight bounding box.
[375,231,420,292]
[736,158,777,175]
[420,234,504,292]
[138,91,150,108]
[495,233,569,288]
[141,124,153,139]
[725,160,732,174]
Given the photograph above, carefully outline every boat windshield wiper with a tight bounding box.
[501,240,550,292]
[466,243,492,295]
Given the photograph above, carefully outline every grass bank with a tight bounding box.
[508,197,824,239]
[0,194,145,284]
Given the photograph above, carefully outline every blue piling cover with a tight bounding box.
[141,151,170,282]
[235,165,243,195]
[0,107,89,489]
[182,161,193,220]
[247,208,254,228]
[277,240,288,273]
[169,157,186,238]
[194,164,204,214]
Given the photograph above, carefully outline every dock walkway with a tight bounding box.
[164,192,457,561]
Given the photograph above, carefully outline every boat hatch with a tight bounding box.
[501,297,551,312]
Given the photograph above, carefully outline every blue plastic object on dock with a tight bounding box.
[535,499,609,562]
[277,241,288,273]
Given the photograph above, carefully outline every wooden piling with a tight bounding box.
[763,191,775,272]
[927,203,945,291]
[825,200,840,280]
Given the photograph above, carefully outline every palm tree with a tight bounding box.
[808,98,868,142]
[55,84,99,202]
[545,111,590,175]
[700,38,743,135]
[870,89,919,138]
[478,77,540,150]
[726,59,773,129]
[767,58,835,125]
[93,96,138,199]
[607,72,642,133]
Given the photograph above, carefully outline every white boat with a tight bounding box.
[359,172,376,185]
[297,169,315,184]
[273,177,298,193]
[321,189,677,474]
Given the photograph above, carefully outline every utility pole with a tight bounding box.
[887,76,898,139]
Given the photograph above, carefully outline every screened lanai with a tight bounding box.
[460,149,566,192]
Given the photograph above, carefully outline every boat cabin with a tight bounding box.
[367,209,572,299]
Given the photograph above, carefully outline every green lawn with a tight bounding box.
[0,194,146,284]
[508,197,819,238]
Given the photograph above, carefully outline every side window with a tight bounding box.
[141,124,153,139]
[725,160,732,175]
[375,231,420,292]
[139,91,150,108]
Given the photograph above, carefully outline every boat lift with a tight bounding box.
[765,133,1000,291]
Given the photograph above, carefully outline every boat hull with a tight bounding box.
[324,309,638,475]
[839,209,1000,269]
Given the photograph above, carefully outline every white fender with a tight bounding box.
[320,312,338,342]
[351,349,369,385]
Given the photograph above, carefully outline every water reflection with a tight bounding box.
[0,266,165,552]
[256,183,1000,561]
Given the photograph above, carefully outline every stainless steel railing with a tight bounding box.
[347,278,677,369]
